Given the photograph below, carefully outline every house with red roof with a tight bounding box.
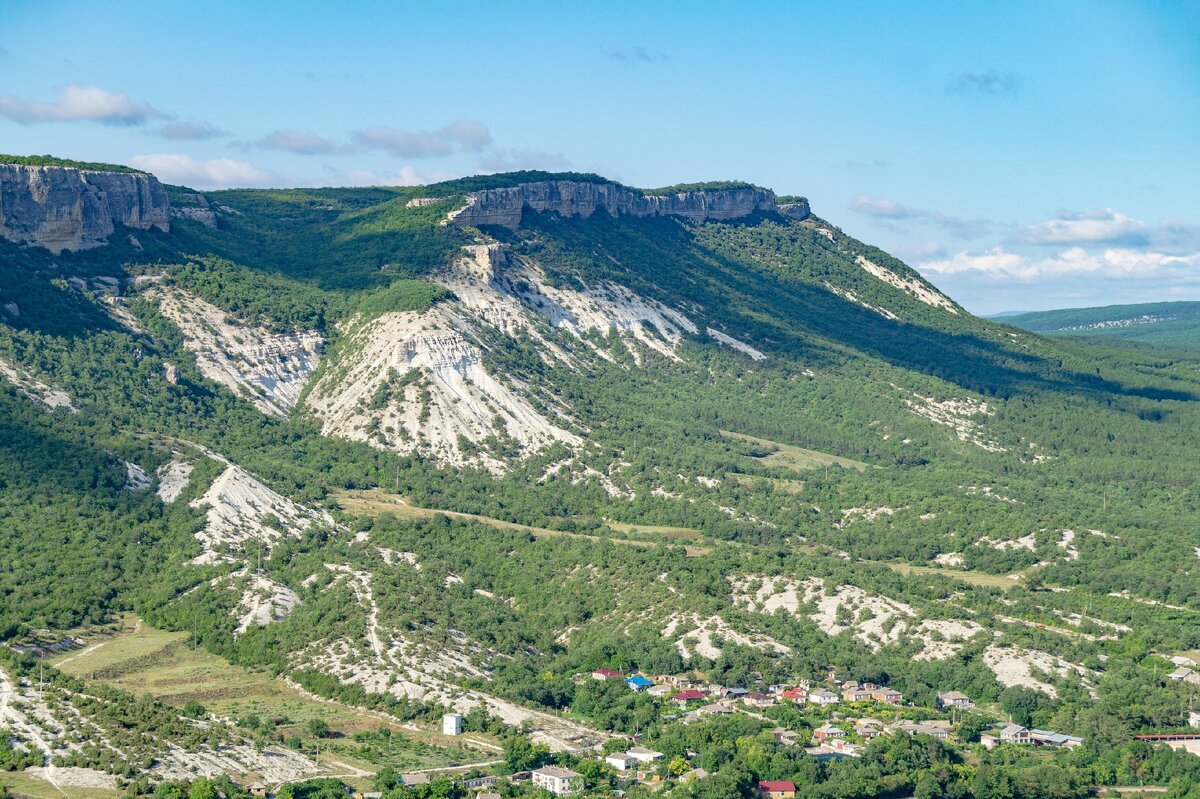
[591,668,622,681]
[759,780,796,799]
[670,689,706,708]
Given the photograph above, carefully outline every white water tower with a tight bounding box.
[443,712,464,736]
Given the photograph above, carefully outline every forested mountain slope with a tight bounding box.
[1001,301,1200,349]
[2,161,1200,796]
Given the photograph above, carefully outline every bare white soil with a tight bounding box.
[824,282,900,320]
[660,613,791,660]
[229,571,302,634]
[0,357,77,411]
[189,463,335,562]
[123,460,151,491]
[855,256,958,313]
[24,766,118,790]
[983,644,1094,698]
[155,288,322,418]
[902,390,1006,452]
[156,455,194,503]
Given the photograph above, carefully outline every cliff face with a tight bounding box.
[0,164,169,253]
[447,181,785,228]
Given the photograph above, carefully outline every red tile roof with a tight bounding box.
[760,780,796,791]
[671,689,706,701]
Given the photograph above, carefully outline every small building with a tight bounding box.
[982,723,1032,749]
[744,691,775,708]
[813,724,845,742]
[781,688,807,703]
[891,721,949,740]
[697,702,733,716]
[626,675,654,691]
[606,752,637,772]
[442,712,464,736]
[401,773,430,786]
[478,795,502,799]
[1030,729,1084,747]
[759,779,797,799]
[247,784,266,797]
[461,776,497,790]
[592,668,622,681]
[773,727,802,747]
[627,746,664,763]
[679,768,709,784]
[855,720,884,739]
[724,686,749,699]
[872,687,903,704]
[1189,711,1200,729]
[671,689,707,707]
[1168,667,1200,685]
[532,766,583,796]
[936,691,973,711]
[808,689,839,705]
[1170,655,1197,667]
[842,686,873,702]
[647,684,674,697]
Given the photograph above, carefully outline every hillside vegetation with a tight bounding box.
[2,165,1200,799]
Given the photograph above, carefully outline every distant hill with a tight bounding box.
[1001,301,1200,348]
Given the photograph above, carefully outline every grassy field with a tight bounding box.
[335,489,710,555]
[880,561,1022,590]
[49,616,498,774]
[0,770,122,799]
[721,431,870,472]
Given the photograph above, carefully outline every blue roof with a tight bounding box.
[626,675,653,686]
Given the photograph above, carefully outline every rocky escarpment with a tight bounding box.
[0,164,169,253]
[448,180,793,228]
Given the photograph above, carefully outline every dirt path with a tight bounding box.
[336,490,708,556]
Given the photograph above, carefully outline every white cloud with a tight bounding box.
[919,245,1200,281]
[849,194,992,238]
[247,129,339,155]
[1016,208,1148,246]
[128,154,282,189]
[849,194,922,219]
[324,166,457,187]
[352,120,491,158]
[155,120,225,140]
[478,148,571,173]
[0,84,163,125]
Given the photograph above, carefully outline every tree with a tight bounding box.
[307,718,330,739]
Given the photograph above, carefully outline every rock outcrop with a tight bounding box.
[448,180,780,228]
[0,164,169,253]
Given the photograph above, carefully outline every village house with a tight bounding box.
[890,721,950,740]
[1030,729,1084,747]
[592,668,622,681]
[626,675,654,691]
[1190,711,1200,728]
[696,702,733,717]
[477,795,501,799]
[781,687,807,703]
[773,727,802,747]
[759,780,797,799]
[744,691,776,708]
[532,766,583,796]
[872,687,903,704]
[671,689,707,708]
[1168,667,1200,685]
[680,768,709,784]
[982,724,1032,749]
[813,723,846,742]
[647,683,673,697]
[628,746,664,764]
[723,686,750,699]
[936,691,973,711]
[460,776,497,790]
[808,688,839,705]
[606,752,637,772]
[842,685,873,702]
[400,773,429,787]
[855,720,885,739]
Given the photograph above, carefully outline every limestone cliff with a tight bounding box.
[447,180,782,228]
[0,164,169,253]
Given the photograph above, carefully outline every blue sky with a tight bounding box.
[2,0,1198,313]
